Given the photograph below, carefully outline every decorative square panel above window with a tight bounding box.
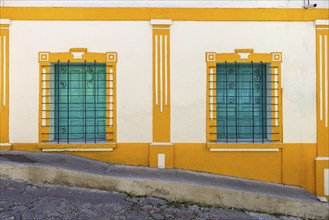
[38,48,117,144]
[206,49,282,144]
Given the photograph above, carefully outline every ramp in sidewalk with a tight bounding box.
[0,150,328,219]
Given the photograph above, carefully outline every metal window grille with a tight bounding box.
[209,62,280,143]
[41,61,114,143]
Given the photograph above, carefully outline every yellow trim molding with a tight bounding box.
[315,157,329,160]
[316,21,329,157]
[42,148,114,152]
[38,48,117,144]
[205,49,283,144]
[209,148,280,152]
[38,143,116,149]
[0,143,11,150]
[0,8,328,21]
[315,20,329,199]
[207,143,283,149]
[152,19,171,142]
[0,19,10,144]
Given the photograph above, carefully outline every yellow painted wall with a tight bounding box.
[282,144,316,193]
[315,160,329,196]
[10,142,317,193]
[65,143,150,167]
[11,143,149,166]
[149,145,174,168]
[0,23,10,143]
[11,143,39,152]
[174,143,282,183]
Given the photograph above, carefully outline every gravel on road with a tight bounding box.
[0,178,301,220]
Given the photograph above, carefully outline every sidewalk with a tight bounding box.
[0,178,301,220]
[0,150,328,219]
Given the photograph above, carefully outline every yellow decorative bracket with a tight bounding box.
[235,49,254,53]
[69,48,87,53]
[69,48,88,59]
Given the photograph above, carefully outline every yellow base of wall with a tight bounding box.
[149,144,174,168]
[316,160,329,197]
[8,142,319,196]
[0,144,11,151]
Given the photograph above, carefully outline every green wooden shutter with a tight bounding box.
[54,62,106,143]
[216,63,270,143]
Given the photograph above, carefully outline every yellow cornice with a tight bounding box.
[0,7,328,21]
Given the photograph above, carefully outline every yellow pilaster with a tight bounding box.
[315,20,329,199]
[150,19,173,168]
[151,19,171,143]
[0,19,10,147]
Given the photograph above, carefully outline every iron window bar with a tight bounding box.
[41,61,114,144]
[211,62,280,143]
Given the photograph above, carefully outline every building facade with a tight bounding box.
[0,1,328,199]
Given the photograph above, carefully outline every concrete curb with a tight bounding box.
[0,162,328,219]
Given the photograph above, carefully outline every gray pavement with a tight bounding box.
[0,150,328,219]
[0,178,300,220]
[0,151,319,201]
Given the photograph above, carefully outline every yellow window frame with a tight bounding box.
[38,48,117,144]
[205,49,283,145]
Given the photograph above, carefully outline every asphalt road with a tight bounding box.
[0,178,300,220]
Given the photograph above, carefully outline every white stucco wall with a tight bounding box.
[9,21,152,143]
[9,21,316,144]
[170,21,316,143]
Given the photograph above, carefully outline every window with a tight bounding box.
[206,49,282,144]
[39,48,117,144]
[53,62,106,142]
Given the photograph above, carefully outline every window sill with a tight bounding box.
[207,142,283,152]
[38,142,116,152]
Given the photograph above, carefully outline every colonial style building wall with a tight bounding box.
[0,3,328,199]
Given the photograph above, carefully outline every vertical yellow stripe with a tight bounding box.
[327,35,329,146]
[319,35,323,121]
[0,24,9,143]
[325,35,328,128]
[0,36,2,110]
[3,36,6,107]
